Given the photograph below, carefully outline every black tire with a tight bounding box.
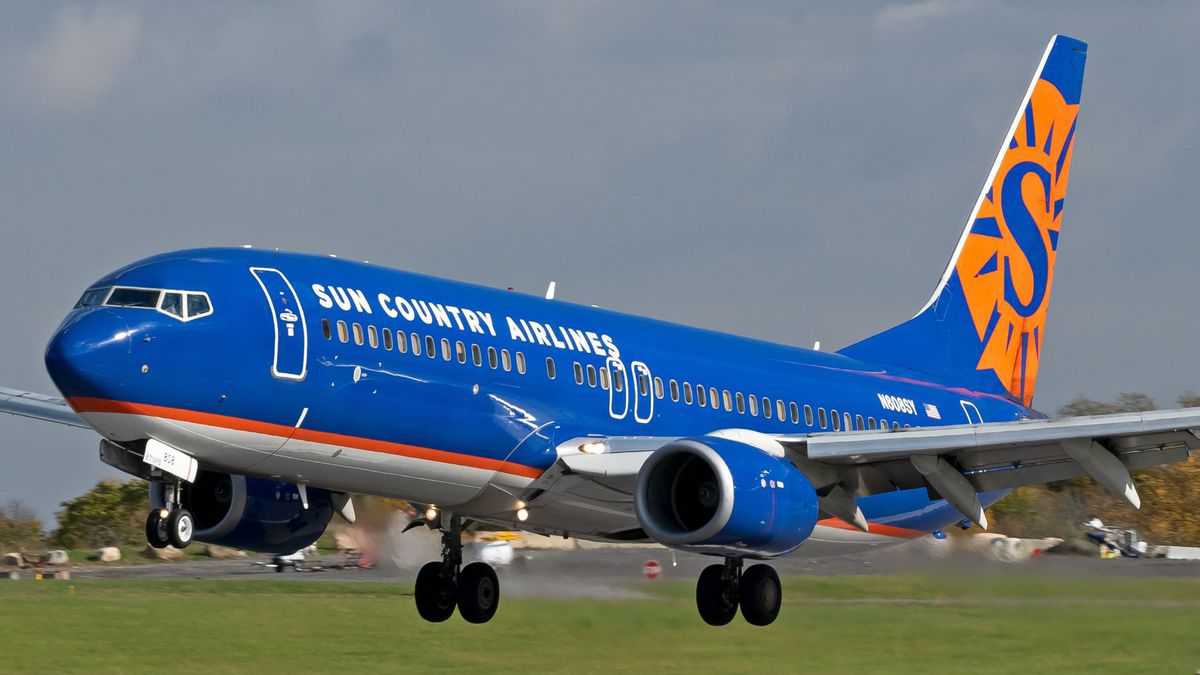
[167,508,194,549]
[145,510,169,549]
[696,564,737,626]
[415,561,457,623]
[457,562,500,624]
[739,564,781,626]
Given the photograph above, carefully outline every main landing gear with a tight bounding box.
[145,480,194,550]
[695,558,781,627]
[414,513,500,624]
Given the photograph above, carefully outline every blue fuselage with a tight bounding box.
[46,248,1025,542]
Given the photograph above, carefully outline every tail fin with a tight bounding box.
[840,35,1087,407]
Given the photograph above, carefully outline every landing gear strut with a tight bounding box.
[413,513,500,624]
[145,480,194,550]
[695,558,781,626]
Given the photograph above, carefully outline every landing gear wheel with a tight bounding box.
[457,562,500,624]
[145,510,169,549]
[167,508,194,549]
[739,564,781,626]
[415,561,457,623]
[696,564,738,626]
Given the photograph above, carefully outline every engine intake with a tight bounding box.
[634,436,819,558]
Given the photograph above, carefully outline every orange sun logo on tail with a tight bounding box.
[955,78,1079,406]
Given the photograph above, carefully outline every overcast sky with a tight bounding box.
[2,2,1198,523]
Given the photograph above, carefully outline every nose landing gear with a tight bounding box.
[145,480,194,550]
[413,513,501,624]
[695,557,781,627]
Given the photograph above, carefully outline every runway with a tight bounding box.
[58,536,1200,598]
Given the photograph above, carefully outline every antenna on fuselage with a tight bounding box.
[545,281,557,300]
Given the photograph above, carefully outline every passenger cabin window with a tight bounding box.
[573,362,583,384]
[709,387,719,409]
[368,326,379,349]
[868,417,878,430]
[722,390,733,412]
[516,352,527,375]
[763,397,772,419]
[818,407,828,429]
[383,328,393,351]
[777,400,786,421]
[546,357,556,380]
[456,340,467,364]
[397,330,407,353]
[586,364,597,387]
[612,365,623,392]
[654,377,664,400]
[804,405,814,426]
[440,338,451,361]
[160,292,184,318]
[790,402,800,424]
[500,349,511,372]
[337,320,349,343]
[352,323,364,346]
[832,410,841,431]
[844,413,852,431]
[735,392,745,414]
[488,346,497,368]
[411,333,422,356]
[855,414,864,431]
[599,366,609,390]
[748,395,758,416]
[321,319,332,340]
[669,379,680,402]
[696,385,707,407]
[425,335,436,359]
[683,382,693,405]
[472,344,482,366]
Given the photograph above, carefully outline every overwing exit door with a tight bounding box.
[250,267,308,381]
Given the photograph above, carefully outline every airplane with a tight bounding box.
[3,34,1198,627]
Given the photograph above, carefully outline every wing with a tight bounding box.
[526,409,1200,537]
[0,386,88,429]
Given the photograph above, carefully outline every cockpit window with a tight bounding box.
[106,287,162,308]
[75,287,111,308]
[186,293,212,319]
[96,286,214,322]
[160,292,185,318]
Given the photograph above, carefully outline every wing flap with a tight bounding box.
[801,409,1200,463]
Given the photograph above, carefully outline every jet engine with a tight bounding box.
[634,436,819,558]
[151,471,335,554]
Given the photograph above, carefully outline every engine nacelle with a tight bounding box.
[634,436,819,558]
[152,471,335,554]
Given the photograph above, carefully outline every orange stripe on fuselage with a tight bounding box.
[67,397,545,480]
[817,517,925,539]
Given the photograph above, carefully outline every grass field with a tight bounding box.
[2,575,1199,674]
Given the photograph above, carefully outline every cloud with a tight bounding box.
[27,5,141,111]
[875,0,977,31]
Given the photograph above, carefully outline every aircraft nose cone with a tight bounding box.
[45,310,132,400]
